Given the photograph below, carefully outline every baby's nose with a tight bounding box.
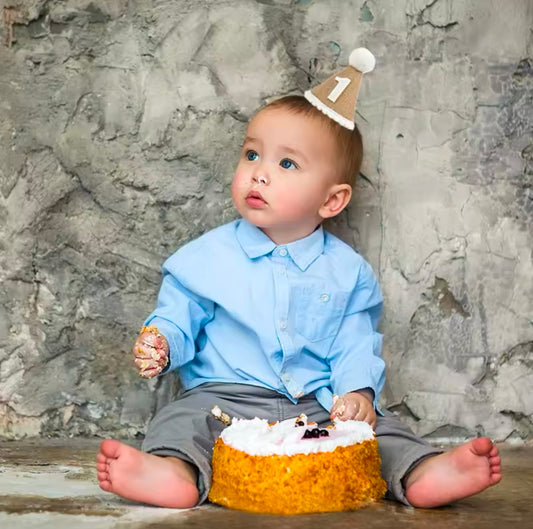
[253,173,270,185]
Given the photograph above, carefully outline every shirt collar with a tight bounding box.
[236,218,325,271]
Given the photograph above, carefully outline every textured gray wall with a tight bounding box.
[0,0,531,441]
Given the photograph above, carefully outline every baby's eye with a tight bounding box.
[246,150,259,161]
[280,158,297,170]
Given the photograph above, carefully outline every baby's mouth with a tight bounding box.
[246,190,267,206]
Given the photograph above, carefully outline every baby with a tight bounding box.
[96,94,501,510]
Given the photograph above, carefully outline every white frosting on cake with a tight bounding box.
[220,417,374,456]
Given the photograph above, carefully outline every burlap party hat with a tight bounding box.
[304,48,375,130]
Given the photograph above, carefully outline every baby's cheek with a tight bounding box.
[278,195,307,219]
[231,168,247,186]
[230,175,244,199]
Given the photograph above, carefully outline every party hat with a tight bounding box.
[304,48,375,130]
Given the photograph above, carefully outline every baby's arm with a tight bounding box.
[134,249,216,378]
[330,390,376,429]
[327,260,384,429]
[132,325,169,378]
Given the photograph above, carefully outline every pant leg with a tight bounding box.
[375,410,443,505]
[141,384,231,504]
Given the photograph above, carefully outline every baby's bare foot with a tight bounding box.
[405,437,502,508]
[96,439,198,508]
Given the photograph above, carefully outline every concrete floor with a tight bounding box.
[0,439,531,529]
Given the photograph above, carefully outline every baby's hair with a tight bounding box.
[260,95,363,187]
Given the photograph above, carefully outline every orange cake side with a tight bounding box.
[208,437,386,515]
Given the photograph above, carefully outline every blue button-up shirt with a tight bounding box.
[144,218,385,412]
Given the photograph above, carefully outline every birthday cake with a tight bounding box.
[208,413,386,514]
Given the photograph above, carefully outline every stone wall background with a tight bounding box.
[0,0,531,441]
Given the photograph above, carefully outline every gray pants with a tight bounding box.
[142,383,442,506]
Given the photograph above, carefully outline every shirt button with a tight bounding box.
[279,248,288,257]
[279,320,287,330]
[282,373,290,382]
[320,293,330,302]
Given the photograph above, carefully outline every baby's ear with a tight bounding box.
[319,184,352,219]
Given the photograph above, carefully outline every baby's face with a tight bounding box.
[231,107,339,244]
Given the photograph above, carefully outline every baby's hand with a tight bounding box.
[330,390,376,429]
[132,325,169,378]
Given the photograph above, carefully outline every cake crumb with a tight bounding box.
[211,405,231,425]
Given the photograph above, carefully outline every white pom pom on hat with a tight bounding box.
[304,47,375,130]
[349,47,376,74]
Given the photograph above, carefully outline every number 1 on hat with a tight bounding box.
[327,76,351,103]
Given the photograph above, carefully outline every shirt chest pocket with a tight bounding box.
[291,287,348,343]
